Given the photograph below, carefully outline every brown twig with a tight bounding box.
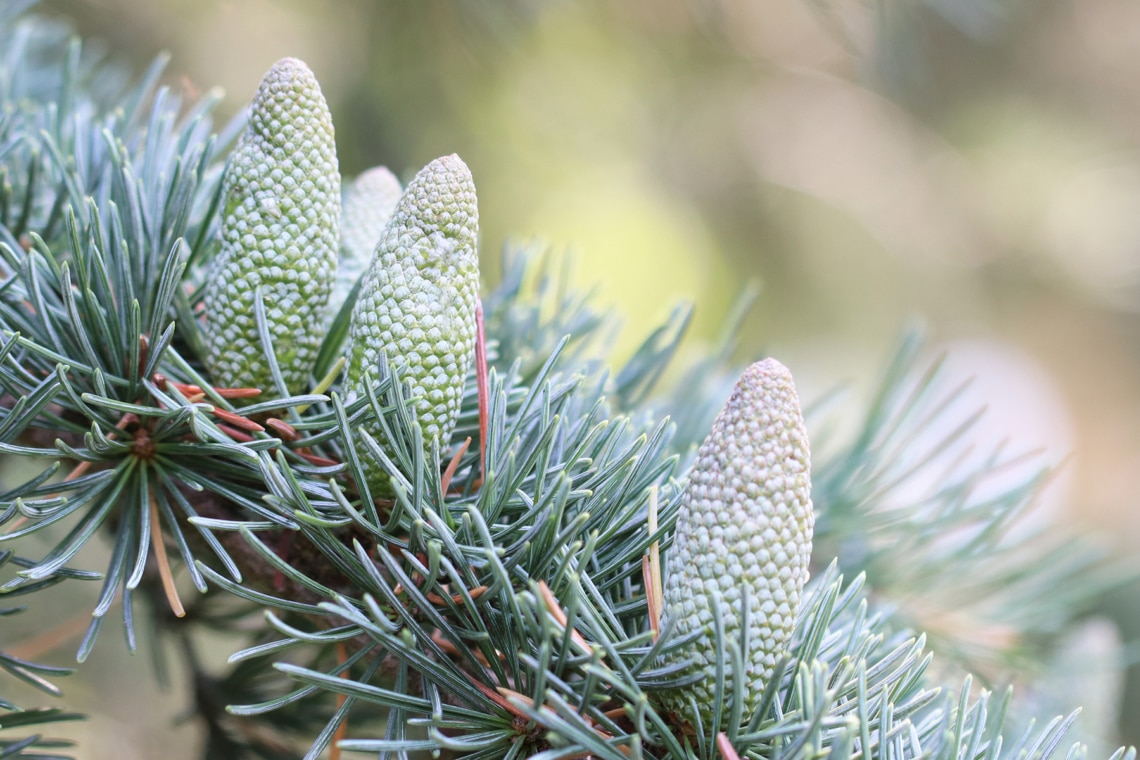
[214,387,264,400]
[265,418,300,441]
[425,585,488,606]
[432,628,493,668]
[644,485,663,641]
[716,732,741,760]
[149,488,185,617]
[153,374,262,401]
[214,423,255,442]
[297,451,339,467]
[468,676,532,721]
[210,407,265,433]
[441,437,471,495]
[536,580,593,656]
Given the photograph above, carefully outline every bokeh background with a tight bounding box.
[17,0,1140,755]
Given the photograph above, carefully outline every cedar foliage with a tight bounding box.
[0,5,1132,759]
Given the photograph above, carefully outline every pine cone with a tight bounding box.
[660,358,814,722]
[345,154,479,487]
[203,57,340,397]
[328,166,403,323]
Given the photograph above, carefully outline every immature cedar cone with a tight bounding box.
[660,358,814,722]
[345,154,479,485]
[327,166,403,324]
[204,57,340,397]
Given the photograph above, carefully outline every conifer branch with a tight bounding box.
[0,5,1132,759]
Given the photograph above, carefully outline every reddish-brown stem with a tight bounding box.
[211,407,265,433]
[214,387,263,399]
[297,451,339,467]
[644,486,663,641]
[467,676,532,721]
[149,488,185,617]
[265,418,301,441]
[642,556,661,641]
[432,629,493,668]
[537,580,593,655]
[441,437,471,495]
[137,334,149,379]
[153,375,262,401]
[716,732,741,760]
[425,585,487,606]
[214,424,254,443]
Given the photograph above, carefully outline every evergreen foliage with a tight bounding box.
[0,5,1132,758]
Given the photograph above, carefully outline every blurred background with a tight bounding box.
[19,0,1140,754]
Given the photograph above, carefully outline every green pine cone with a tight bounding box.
[660,358,815,722]
[328,166,403,324]
[345,154,479,486]
[204,57,340,397]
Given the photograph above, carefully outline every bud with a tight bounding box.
[204,57,340,396]
[328,166,403,323]
[345,154,479,487]
[660,359,814,721]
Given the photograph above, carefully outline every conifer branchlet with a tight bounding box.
[0,11,1128,757]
